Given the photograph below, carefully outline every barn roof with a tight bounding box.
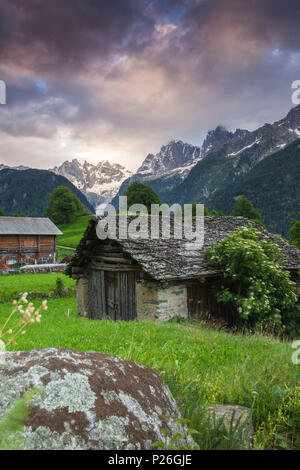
[67,215,300,281]
[0,217,62,236]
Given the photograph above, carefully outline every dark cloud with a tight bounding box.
[0,0,299,170]
[0,0,156,72]
[182,0,300,54]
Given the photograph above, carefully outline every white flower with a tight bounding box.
[20,293,29,304]
[0,340,6,351]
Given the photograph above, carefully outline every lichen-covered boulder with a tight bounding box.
[0,348,194,450]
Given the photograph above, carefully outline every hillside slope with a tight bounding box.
[207,139,300,236]
[0,168,94,217]
[57,215,92,248]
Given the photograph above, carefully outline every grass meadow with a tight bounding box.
[0,273,76,303]
[57,215,92,248]
[0,273,299,450]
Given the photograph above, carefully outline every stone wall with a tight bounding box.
[19,264,67,274]
[77,278,89,317]
[136,281,159,320]
[136,281,188,322]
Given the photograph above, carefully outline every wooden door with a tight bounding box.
[105,272,119,320]
[88,269,106,319]
[88,269,137,321]
[187,283,206,319]
[118,271,137,321]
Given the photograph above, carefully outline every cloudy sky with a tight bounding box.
[0,0,299,171]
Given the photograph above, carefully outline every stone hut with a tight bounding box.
[66,216,300,322]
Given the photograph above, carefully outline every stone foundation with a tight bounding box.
[19,264,67,274]
[136,281,188,322]
[77,278,89,317]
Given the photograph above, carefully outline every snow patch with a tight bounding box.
[227,138,262,157]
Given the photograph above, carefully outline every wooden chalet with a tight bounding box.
[0,217,62,271]
[67,215,300,323]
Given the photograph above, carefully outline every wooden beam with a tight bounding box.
[72,267,84,274]
[94,256,133,265]
[90,262,140,272]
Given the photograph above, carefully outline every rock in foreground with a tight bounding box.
[0,348,193,450]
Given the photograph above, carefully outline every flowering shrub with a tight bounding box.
[0,293,47,351]
[204,225,297,333]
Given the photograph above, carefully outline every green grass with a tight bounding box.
[0,296,298,450]
[0,273,76,303]
[56,246,75,261]
[57,215,92,248]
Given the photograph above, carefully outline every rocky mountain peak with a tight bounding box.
[201,126,249,156]
[51,159,132,207]
[137,126,250,179]
[137,140,202,176]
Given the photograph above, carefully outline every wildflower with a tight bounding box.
[20,293,29,304]
[1,295,46,348]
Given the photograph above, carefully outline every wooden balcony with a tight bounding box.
[0,246,39,254]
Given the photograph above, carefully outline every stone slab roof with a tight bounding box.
[67,216,300,281]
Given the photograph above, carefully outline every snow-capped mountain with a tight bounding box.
[50,159,132,207]
[113,104,300,208]
[3,105,300,213]
[137,127,249,178]
[112,126,250,205]
[164,104,300,205]
[138,141,202,176]
[219,104,300,175]
[140,104,300,187]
